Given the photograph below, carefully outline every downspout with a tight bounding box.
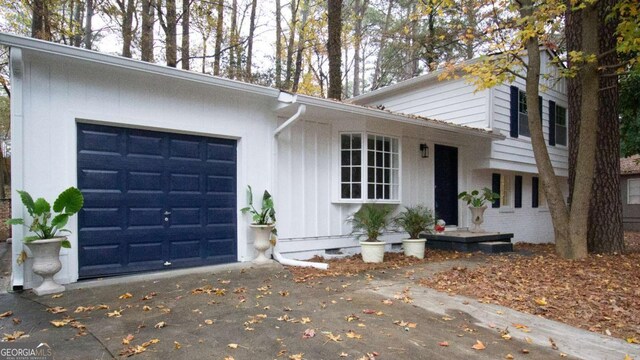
[271,94,327,270]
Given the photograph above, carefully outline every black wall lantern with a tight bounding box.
[420,143,429,158]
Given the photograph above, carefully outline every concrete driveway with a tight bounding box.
[0,259,636,360]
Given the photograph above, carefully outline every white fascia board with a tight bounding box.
[0,33,279,98]
[295,94,505,141]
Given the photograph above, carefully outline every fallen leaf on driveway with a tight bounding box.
[174,341,181,349]
[346,330,362,339]
[438,341,449,347]
[228,343,238,349]
[50,318,73,327]
[141,339,159,347]
[521,349,530,354]
[0,311,13,318]
[51,294,63,298]
[549,337,558,350]
[301,317,311,324]
[74,306,94,313]
[362,309,376,314]
[472,340,486,350]
[513,323,530,332]
[627,337,639,344]
[142,305,152,311]
[534,297,548,306]
[3,331,26,342]
[204,319,214,325]
[325,332,342,342]
[47,306,67,314]
[154,321,166,329]
[340,352,348,357]
[12,318,21,325]
[142,292,157,300]
[289,354,304,360]
[119,345,146,357]
[302,329,315,339]
[122,334,134,345]
[505,354,514,359]
[382,299,393,305]
[119,293,133,299]
[107,309,122,317]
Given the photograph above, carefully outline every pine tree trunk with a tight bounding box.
[160,0,178,67]
[284,0,299,90]
[141,0,155,62]
[275,0,282,88]
[84,0,94,49]
[31,0,51,40]
[372,0,393,90]
[229,0,238,79]
[181,0,190,70]
[72,0,83,47]
[352,0,367,97]
[121,0,135,58]
[245,0,258,81]
[213,0,224,76]
[292,0,309,92]
[568,0,624,254]
[327,0,343,99]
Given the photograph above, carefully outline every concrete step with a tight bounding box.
[476,241,513,253]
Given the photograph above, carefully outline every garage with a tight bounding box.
[77,123,237,278]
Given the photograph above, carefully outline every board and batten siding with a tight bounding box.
[365,78,490,129]
[12,49,277,287]
[274,114,487,258]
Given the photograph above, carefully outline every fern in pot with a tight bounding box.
[7,187,84,295]
[348,204,392,263]
[393,205,434,259]
[240,186,277,264]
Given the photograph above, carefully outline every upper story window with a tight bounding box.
[555,105,567,146]
[340,133,400,201]
[518,90,530,137]
[629,179,640,205]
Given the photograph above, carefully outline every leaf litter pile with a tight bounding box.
[288,250,476,283]
[419,239,640,343]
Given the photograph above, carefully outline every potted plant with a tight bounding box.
[7,187,84,295]
[457,187,499,233]
[393,205,435,259]
[240,186,277,264]
[348,204,392,263]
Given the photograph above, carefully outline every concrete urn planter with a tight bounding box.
[250,224,274,264]
[25,237,66,296]
[359,241,385,263]
[402,238,426,259]
[469,206,488,233]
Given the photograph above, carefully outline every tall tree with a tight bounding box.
[352,0,368,96]
[245,0,258,81]
[292,0,310,92]
[84,0,94,49]
[157,0,178,67]
[567,0,625,254]
[116,0,136,58]
[181,0,190,70]
[275,0,283,88]
[31,0,51,40]
[371,0,393,90]
[213,0,224,75]
[141,0,155,62]
[327,0,342,99]
[229,0,238,79]
[284,0,300,89]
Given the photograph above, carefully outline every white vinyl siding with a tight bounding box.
[629,179,640,204]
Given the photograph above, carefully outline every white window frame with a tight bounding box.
[554,104,568,147]
[336,131,401,204]
[629,178,640,205]
[518,90,530,138]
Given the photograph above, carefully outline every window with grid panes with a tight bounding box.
[340,134,362,199]
[366,135,399,200]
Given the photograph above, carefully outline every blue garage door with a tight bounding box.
[77,123,237,278]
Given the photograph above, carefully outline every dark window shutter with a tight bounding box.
[538,96,543,124]
[492,173,501,208]
[549,100,556,146]
[510,86,519,138]
[515,175,522,208]
[532,177,539,208]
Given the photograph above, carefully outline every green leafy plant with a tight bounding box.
[347,204,392,242]
[393,205,435,239]
[458,187,499,207]
[240,186,277,235]
[7,187,84,248]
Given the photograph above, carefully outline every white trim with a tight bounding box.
[9,47,24,289]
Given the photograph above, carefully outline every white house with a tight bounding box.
[0,33,567,290]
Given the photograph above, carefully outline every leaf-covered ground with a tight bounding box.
[419,233,640,343]
[287,250,478,283]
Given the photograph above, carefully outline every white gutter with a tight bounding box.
[273,104,306,137]
[271,94,327,270]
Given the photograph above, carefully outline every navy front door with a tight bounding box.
[434,144,458,226]
[77,123,237,278]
